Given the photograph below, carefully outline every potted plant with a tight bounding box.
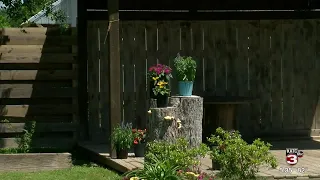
[148,64,172,107]
[132,128,147,157]
[174,54,197,96]
[111,123,135,159]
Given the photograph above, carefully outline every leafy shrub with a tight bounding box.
[207,127,278,180]
[145,138,209,170]
[174,54,197,82]
[123,156,181,180]
[111,123,135,151]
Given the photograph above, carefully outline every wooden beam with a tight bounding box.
[77,0,89,141]
[108,0,121,158]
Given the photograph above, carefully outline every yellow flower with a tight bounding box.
[157,81,168,86]
[130,177,139,180]
[164,116,174,120]
[147,110,152,114]
[152,77,159,81]
[186,172,196,176]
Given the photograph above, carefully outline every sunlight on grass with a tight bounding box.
[0,166,121,180]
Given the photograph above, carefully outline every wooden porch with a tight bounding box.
[78,139,320,179]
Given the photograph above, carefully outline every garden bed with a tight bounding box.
[0,148,72,172]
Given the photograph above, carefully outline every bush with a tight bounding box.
[145,138,209,170]
[207,128,278,180]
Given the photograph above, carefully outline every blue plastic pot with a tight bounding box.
[178,81,194,96]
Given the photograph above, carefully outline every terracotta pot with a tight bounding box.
[116,149,128,159]
[134,143,146,157]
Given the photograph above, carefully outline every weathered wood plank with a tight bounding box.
[0,116,72,123]
[146,21,159,98]
[99,21,110,143]
[122,21,136,126]
[0,105,76,116]
[191,22,204,95]
[292,21,306,130]
[203,22,215,93]
[1,35,77,45]
[167,21,180,96]
[180,21,192,57]
[0,137,75,149]
[314,20,320,130]
[0,88,76,98]
[0,53,76,63]
[87,21,101,142]
[247,20,260,138]
[0,27,76,36]
[0,70,76,80]
[214,21,227,96]
[134,22,147,129]
[281,20,295,130]
[0,122,77,133]
[0,45,73,54]
[270,21,283,131]
[0,82,73,89]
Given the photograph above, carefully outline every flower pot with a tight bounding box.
[116,149,128,159]
[134,143,146,157]
[156,94,168,107]
[178,81,194,96]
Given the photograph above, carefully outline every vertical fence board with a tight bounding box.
[270,21,283,130]
[204,22,216,93]
[292,21,306,129]
[213,21,227,96]
[314,21,320,130]
[168,22,180,96]
[225,21,239,96]
[122,22,136,125]
[247,20,260,136]
[87,21,101,142]
[191,22,204,95]
[134,21,148,129]
[157,22,170,66]
[302,20,318,131]
[281,20,294,130]
[180,21,192,57]
[235,21,250,133]
[99,21,110,143]
[146,22,158,98]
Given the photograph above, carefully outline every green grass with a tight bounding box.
[0,166,121,180]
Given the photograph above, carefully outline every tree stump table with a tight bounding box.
[147,96,203,148]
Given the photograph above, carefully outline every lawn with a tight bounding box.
[0,166,121,180]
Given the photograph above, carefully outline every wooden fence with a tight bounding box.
[0,27,78,149]
[87,20,320,142]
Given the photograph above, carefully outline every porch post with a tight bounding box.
[108,0,121,158]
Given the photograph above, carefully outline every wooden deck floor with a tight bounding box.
[78,140,320,179]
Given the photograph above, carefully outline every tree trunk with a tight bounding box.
[147,96,203,148]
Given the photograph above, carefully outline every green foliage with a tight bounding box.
[0,120,36,153]
[16,121,36,153]
[111,123,135,151]
[173,54,197,82]
[1,0,68,29]
[177,170,216,180]
[145,138,209,170]
[0,10,11,27]
[207,127,278,180]
[124,156,181,180]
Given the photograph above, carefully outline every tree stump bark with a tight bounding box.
[147,96,203,148]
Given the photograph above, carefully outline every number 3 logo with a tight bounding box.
[286,154,298,165]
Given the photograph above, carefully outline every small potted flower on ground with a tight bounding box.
[132,128,147,157]
[111,123,135,159]
[174,54,197,96]
[148,64,173,107]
